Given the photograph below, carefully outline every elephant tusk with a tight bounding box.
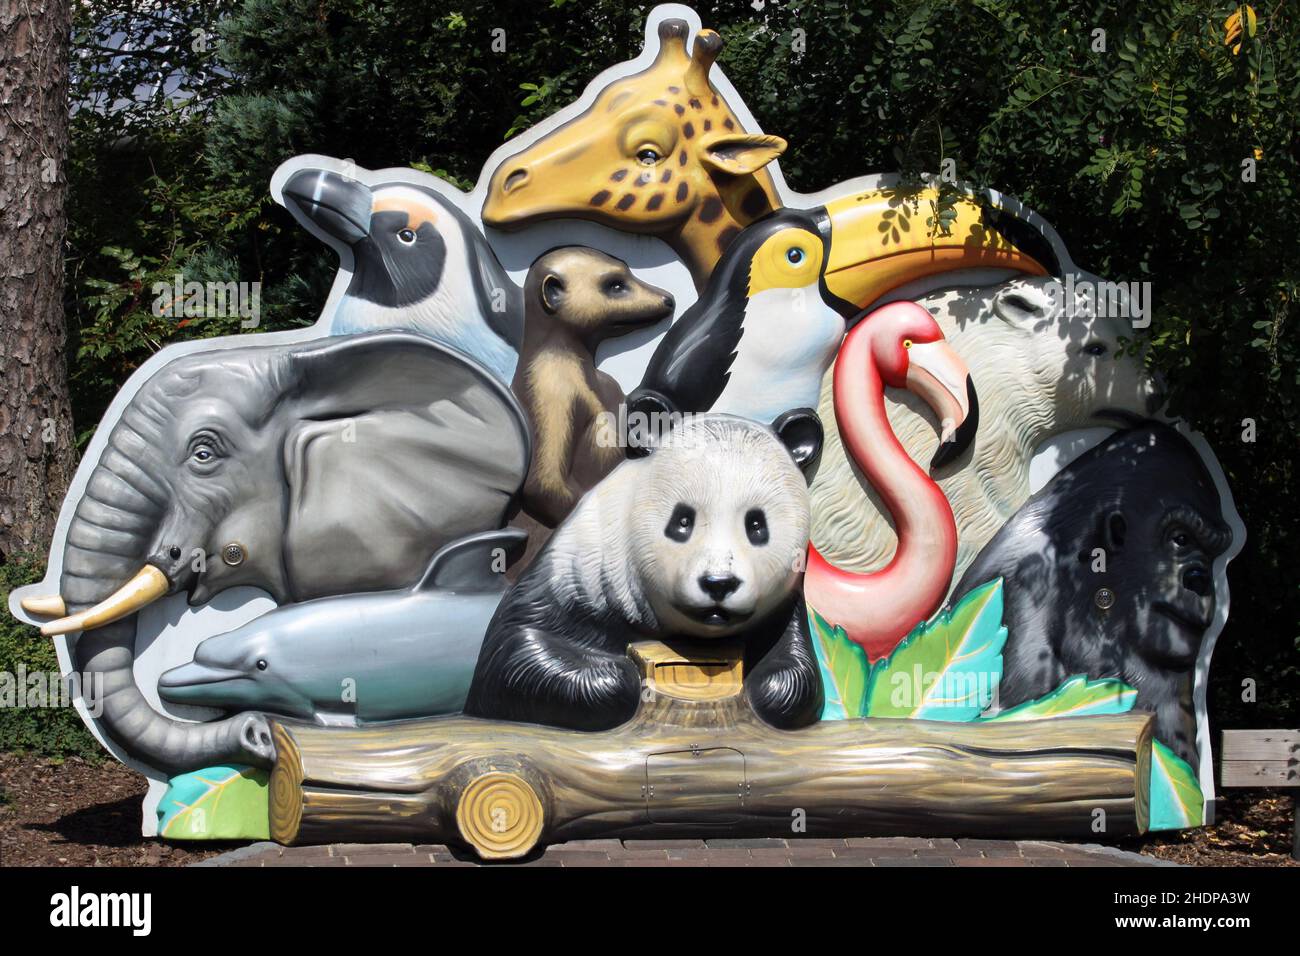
[21,594,67,618]
[40,565,169,636]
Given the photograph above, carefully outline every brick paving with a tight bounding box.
[199,836,1172,867]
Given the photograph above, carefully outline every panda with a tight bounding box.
[463,413,825,732]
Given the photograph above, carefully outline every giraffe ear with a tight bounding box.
[700,133,786,177]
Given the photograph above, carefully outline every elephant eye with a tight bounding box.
[397,228,417,244]
[192,445,215,464]
[664,504,695,543]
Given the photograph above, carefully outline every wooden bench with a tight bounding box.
[1219,729,1299,859]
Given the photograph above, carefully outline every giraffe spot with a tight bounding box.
[678,149,688,166]
[683,121,695,139]
[716,225,741,253]
[616,193,636,211]
[668,85,681,94]
[590,190,611,207]
[703,119,712,132]
[636,171,653,186]
[712,96,719,107]
[689,97,702,110]
[698,196,723,223]
[610,169,628,182]
[660,169,672,183]
[675,182,689,203]
[673,104,685,116]
[741,186,769,218]
[653,99,668,107]
[646,192,665,212]
[723,117,735,130]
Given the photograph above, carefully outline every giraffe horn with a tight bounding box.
[656,18,691,61]
[687,29,723,94]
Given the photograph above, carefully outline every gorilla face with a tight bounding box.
[1097,494,1228,670]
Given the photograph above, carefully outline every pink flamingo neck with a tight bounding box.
[806,320,959,662]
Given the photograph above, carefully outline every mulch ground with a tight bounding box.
[0,751,1294,867]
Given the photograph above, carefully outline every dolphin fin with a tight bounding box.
[412,528,528,592]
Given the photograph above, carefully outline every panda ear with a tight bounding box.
[541,274,566,314]
[624,389,675,458]
[771,408,823,476]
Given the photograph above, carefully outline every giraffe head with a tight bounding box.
[482,19,784,288]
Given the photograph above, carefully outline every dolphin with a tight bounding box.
[158,529,526,724]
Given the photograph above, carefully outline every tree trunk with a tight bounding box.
[0,0,76,561]
[269,640,1154,858]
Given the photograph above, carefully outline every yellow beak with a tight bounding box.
[822,187,1047,311]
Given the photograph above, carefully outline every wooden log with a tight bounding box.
[270,639,1153,857]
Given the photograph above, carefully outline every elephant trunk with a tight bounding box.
[50,437,274,773]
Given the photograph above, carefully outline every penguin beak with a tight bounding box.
[905,341,980,470]
[283,169,373,246]
[820,188,1047,315]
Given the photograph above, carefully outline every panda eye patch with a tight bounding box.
[745,508,769,546]
[665,504,695,542]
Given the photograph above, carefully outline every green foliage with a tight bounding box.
[62,0,1300,735]
[861,578,1007,720]
[980,675,1139,721]
[1149,739,1205,830]
[0,558,101,759]
[158,765,270,840]
[809,608,870,719]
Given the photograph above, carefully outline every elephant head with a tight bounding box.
[21,331,529,772]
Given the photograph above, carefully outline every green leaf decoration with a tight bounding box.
[1148,740,1204,831]
[863,579,1007,721]
[158,764,270,840]
[980,675,1138,721]
[808,607,870,720]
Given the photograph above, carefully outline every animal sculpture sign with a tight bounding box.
[9,4,1243,856]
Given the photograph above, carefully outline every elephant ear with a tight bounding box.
[281,332,530,600]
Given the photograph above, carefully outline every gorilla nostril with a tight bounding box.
[502,168,528,194]
[1182,566,1211,596]
[699,574,741,601]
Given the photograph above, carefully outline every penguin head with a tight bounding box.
[283,169,450,309]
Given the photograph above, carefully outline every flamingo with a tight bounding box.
[805,301,980,662]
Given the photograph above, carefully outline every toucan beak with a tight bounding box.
[905,341,980,469]
[820,187,1047,314]
[283,169,373,245]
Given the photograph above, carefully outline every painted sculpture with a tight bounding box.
[159,529,527,724]
[18,331,528,772]
[8,4,1243,856]
[810,275,1162,586]
[953,422,1233,767]
[515,248,674,527]
[282,163,525,384]
[465,415,823,732]
[804,301,978,662]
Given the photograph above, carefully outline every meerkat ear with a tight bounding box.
[700,132,786,177]
[771,408,823,477]
[541,274,566,314]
